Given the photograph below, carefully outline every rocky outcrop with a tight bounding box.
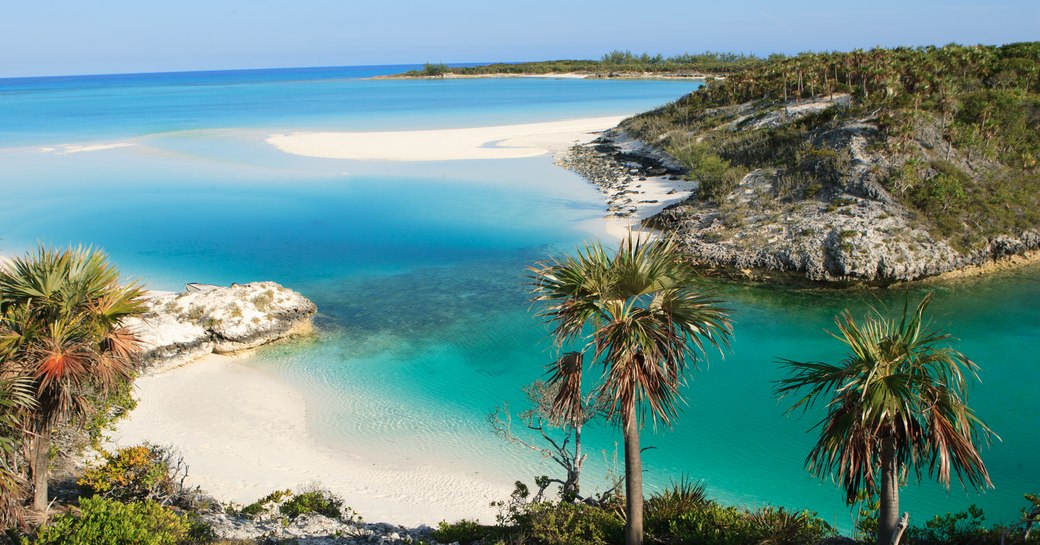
[203,511,434,544]
[125,282,316,371]
[563,99,1040,286]
[557,129,688,218]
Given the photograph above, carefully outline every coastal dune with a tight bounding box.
[267,116,626,161]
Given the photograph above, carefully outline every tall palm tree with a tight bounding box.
[0,245,145,513]
[776,293,995,545]
[530,235,732,545]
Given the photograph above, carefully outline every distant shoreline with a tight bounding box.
[375,71,710,81]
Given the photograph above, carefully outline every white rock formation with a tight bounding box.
[125,282,316,371]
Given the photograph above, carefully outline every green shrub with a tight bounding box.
[743,506,835,545]
[646,498,834,545]
[279,488,344,520]
[432,519,498,544]
[644,478,709,524]
[668,143,747,204]
[78,444,183,504]
[421,63,449,77]
[28,497,189,545]
[905,504,995,545]
[238,489,292,519]
[516,502,624,545]
[82,379,138,448]
[649,501,747,545]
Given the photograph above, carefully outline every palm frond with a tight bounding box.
[531,234,732,428]
[776,292,995,504]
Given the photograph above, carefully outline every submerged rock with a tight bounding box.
[126,281,317,370]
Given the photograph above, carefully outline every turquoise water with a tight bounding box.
[1,65,1037,531]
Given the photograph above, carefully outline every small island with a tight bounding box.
[382,50,763,79]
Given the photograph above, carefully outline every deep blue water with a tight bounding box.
[0,65,1036,532]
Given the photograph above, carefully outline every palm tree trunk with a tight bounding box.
[622,402,643,545]
[878,435,900,545]
[573,423,583,499]
[31,420,51,514]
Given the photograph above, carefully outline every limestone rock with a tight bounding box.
[562,97,1040,285]
[126,281,316,371]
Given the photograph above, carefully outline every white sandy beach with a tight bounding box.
[110,354,510,526]
[267,116,626,161]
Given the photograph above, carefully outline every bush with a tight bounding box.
[905,504,996,545]
[668,143,747,204]
[238,488,292,519]
[432,519,499,544]
[279,488,344,520]
[516,502,624,545]
[646,497,834,545]
[644,478,709,524]
[78,444,185,504]
[28,497,189,545]
[422,63,449,77]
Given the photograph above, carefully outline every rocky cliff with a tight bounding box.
[125,282,317,370]
[562,94,1040,286]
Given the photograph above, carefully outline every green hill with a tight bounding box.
[617,43,1040,283]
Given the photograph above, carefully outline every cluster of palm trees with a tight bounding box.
[530,235,994,545]
[684,43,1037,111]
[0,245,144,525]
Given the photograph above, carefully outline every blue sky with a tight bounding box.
[2,0,1037,77]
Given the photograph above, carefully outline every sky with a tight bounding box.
[1,0,1037,78]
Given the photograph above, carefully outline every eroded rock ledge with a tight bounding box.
[561,111,1040,286]
[126,281,317,371]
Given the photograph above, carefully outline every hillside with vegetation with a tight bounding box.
[394,50,767,78]
[615,43,1040,284]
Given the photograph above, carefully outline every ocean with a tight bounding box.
[1,64,1036,531]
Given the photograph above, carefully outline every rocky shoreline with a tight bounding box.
[559,111,1040,286]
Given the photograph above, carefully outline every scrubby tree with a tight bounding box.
[530,235,731,545]
[776,293,995,545]
[488,375,605,502]
[0,246,145,514]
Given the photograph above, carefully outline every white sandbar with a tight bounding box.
[267,116,626,161]
[110,354,509,526]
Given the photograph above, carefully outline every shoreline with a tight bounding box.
[110,352,510,526]
[373,72,710,81]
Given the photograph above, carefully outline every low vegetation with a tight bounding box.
[624,42,1040,251]
[397,50,767,77]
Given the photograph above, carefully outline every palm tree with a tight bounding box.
[530,235,732,545]
[0,373,34,528]
[0,245,145,513]
[775,293,995,545]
